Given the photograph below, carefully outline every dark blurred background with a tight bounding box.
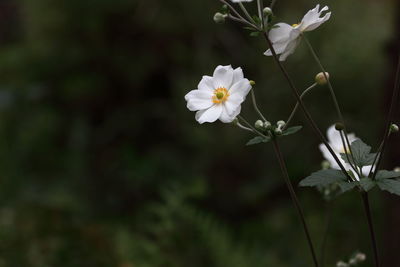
[0,0,398,266]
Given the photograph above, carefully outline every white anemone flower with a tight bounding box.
[319,125,372,180]
[264,4,331,61]
[185,65,252,124]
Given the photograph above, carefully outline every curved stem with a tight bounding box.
[237,115,268,138]
[238,3,258,27]
[251,89,268,122]
[371,54,400,179]
[284,83,317,129]
[262,32,352,182]
[228,14,259,30]
[339,131,359,179]
[235,121,254,132]
[219,0,251,25]
[271,139,320,267]
[361,193,380,267]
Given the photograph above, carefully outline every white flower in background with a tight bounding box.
[319,125,372,180]
[185,65,252,124]
[264,4,331,61]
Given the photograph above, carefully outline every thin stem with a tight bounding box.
[262,32,353,182]
[228,14,259,30]
[237,115,268,138]
[236,121,254,132]
[368,140,384,178]
[251,89,268,122]
[371,54,400,180]
[271,139,319,267]
[257,0,264,29]
[339,131,359,179]
[238,3,258,27]
[361,193,380,267]
[284,83,317,129]
[219,0,250,25]
[303,36,344,125]
[319,202,333,267]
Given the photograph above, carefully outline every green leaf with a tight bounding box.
[377,179,400,196]
[376,170,400,180]
[281,126,302,136]
[299,169,347,187]
[348,139,376,167]
[246,136,271,146]
[359,178,376,192]
[338,181,358,193]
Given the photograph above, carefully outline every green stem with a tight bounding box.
[284,83,317,129]
[361,193,380,267]
[262,32,352,182]
[338,131,359,179]
[238,3,258,27]
[250,89,268,122]
[237,115,268,138]
[271,139,319,267]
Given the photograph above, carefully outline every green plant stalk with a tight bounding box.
[272,138,319,267]
[262,32,352,182]
[361,193,380,267]
[251,89,268,122]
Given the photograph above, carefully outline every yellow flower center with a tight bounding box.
[292,23,299,27]
[212,87,229,104]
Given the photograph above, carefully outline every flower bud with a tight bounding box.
[394,167,400,172]
[277,120,286,126]
[264,121,272,129]
[214,12,226,24]
[315,72,330,85]
[336,261,348,267]
[275,128,282,135]
[335,122,345,131]
[354,253,366,262]
[390,123,399,133]
[263,7,272,16]
[250,80,256,86]
[321,160,330,170]
[255,120,264,130]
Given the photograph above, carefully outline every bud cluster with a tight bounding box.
[336,252,366,267]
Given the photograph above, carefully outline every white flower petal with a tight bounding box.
[232,67,244,85]
[195,104,223,124]
[213,65,234,89]
[269,23,293,43]
[300,5,331,32]
[229,79,251,97]
[198,76,214,91]
[185,90,213,111]
[319,143,342,170]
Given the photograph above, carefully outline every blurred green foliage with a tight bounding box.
[0,0,396,266]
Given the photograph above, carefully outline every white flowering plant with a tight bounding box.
[185,1,400,266]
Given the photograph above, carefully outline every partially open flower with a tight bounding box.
[264,4,331,61]
[319,125,372,180]
[185,65,252,124]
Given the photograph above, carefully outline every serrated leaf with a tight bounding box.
[376,170,400,180]
[359,178,376,192]
[338,181,358,193]
[348,139,376,167]
[377,179,400,196]
[246,136,271,146]
[299,169,347,187]
[281,126,302,136]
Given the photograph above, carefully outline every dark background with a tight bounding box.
[0,0,399,266]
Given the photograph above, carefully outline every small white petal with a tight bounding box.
[196,104,223,124]
[213,65,234,89]
[300,5,331,32]
[232,67,244,85]
[229,79,251,97]
[198,76,214,91]
[185,90,213,111]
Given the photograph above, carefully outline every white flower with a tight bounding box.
[185,65,252,124]
[264,4,331,61]
[319,125,372,180]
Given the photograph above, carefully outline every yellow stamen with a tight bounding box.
[212,87,229,104]
[292,23,299,27]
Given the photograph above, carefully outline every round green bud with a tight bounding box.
[277,120,285,126]
[335,122,345,131]
[321,160,330,170]
[263,7,272,16]
[390,123,399,133]
[213,12,226,24]
[336,261,348,267]
[255,120,264,130]
[315,72,330,85]
[354,253,366,262]
[249,80,256,86]
[275,128,282,135]
[264,121,272,129]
